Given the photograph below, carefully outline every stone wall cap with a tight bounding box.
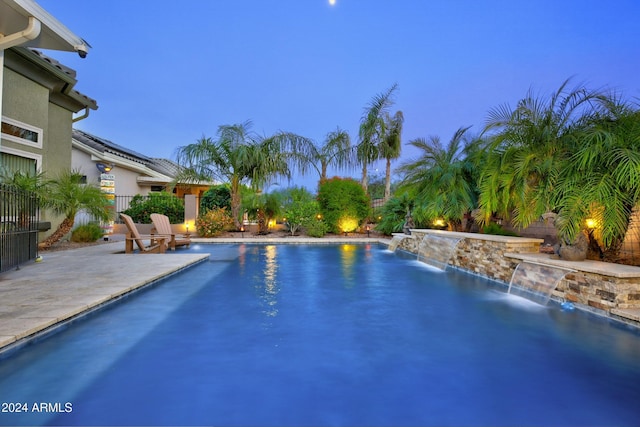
[410,229,544,244]
[505,253,640,278]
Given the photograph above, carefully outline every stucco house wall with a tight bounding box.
[71,145,153,196]
[1,47,97,239]
[1,65,48,169]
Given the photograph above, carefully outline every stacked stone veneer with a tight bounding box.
[395,230,541,283]
[556,271,640,310]
[393,230,640,324]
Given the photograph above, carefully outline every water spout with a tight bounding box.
[416,234,463,271]
[508,261,574,305]
[388,235,407,252]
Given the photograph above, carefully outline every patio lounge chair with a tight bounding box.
[150,213,191,251]
[120,213,167,254]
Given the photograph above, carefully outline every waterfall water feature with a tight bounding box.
[388,235,407,252]
[508,261,574,305]
[416,234,463,271]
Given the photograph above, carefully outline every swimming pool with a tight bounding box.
[1,243,639,426]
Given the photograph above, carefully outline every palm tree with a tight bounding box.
[553,98,640,260]
[477,78,603,229]
[0,169,46,195]
[0,169,47,229]
[176,120,310,229]
[38,170,111,249]
[396,127,477,231]
[379,110,404,201]
[358,83,398,194]
[294,127,353,183]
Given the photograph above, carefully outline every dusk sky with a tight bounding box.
[38,0,640,190]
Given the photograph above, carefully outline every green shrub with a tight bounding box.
[71,222,104,242]
[200,185,231,214]
[282,187,318,235]
[122,192,184,224]
[304,218,328,237]
[196,207,234,237]
[375,193,413,235]
[482,222,520,236]
[317,177,370,234]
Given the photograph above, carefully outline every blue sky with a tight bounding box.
[38,0,640,190]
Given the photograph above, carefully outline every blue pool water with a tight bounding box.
[1,243,640,426]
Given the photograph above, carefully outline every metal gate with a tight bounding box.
[0,184,39,273]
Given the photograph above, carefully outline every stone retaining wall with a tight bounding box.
[395,230,542,283]
[393,230,640,326]
[558,272,640,310]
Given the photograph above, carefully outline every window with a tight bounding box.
[1,116,43,149]
[0,149,41,174]
[150,185,165,192]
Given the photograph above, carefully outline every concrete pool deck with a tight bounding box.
[0,235,390,354]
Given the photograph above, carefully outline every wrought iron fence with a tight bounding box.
[0,184,40,273]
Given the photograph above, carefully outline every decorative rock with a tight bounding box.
[555,231,588,261]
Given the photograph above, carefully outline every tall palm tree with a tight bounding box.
[38,170,111,249]
[396,126,477,231]
[379,110,404,201]
[176,120,310,229]
[477,79,603,229]
[293,127,353,183]
[358,83,398,194]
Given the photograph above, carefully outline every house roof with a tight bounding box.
[73,129,150,165]
[0,0,90,56]
[5,47,98,112]
[72,129,217,188]
[148,157,182,177]
[72,129,214,187]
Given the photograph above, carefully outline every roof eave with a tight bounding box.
[0,0,90,56]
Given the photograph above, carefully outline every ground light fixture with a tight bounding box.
[338,217,358,236]
[240,226,245,238]
[366,225,371,237]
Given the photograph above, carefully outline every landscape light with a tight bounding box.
[96,162,113,173]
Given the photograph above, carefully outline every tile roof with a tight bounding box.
[29,48,76,78]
